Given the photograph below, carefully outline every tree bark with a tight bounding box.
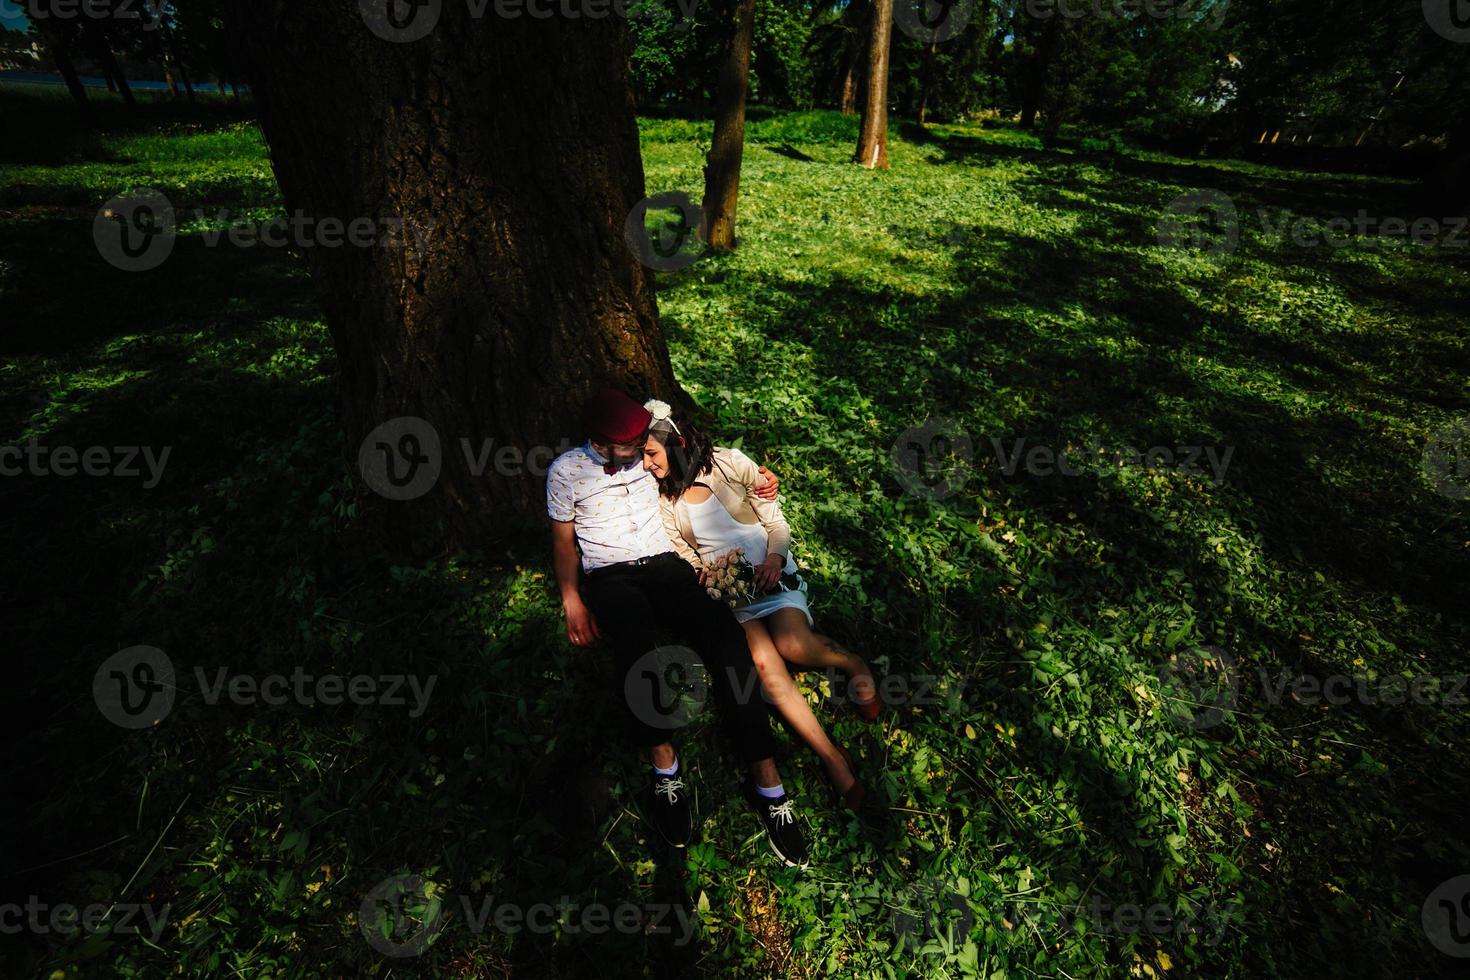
[1019,16,1061,129]
[701,0,757,252]
[839,41,859,116]
[43,32,91,113]
[917,42,937,125]
[167,28,196,102]
[90,32,135,107]
[161,48,180,100]
[226,1,682,547]
[853,0,893,169]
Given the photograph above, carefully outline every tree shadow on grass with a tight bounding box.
[711,216,1468,974]
[0,214,320,361]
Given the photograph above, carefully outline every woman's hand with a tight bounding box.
[755,465,779,501]
[753,553,784,592]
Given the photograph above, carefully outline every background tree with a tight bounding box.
[226,0,684,546]
[31,15,91,113]
[853,0,894,167]
[701,0,759,250]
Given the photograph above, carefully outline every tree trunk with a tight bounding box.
[226,1,682,547]
[701,0,757,252]
[162,57,180,99]
[839,42,859,116]
[917,42,937,125]
[854,0,893,169]
[1019,16,1061,129]
[92,34,136,107]
[168,31,196,102]
[44,33,91,113]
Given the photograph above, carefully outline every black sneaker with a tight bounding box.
[648,771,693,848]
[742,779,809,869]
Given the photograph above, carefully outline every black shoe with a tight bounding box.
[742,779,809,869]
[648,771,693,848]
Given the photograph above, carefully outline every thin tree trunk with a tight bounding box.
[1355,72,1406,147]
[917,42,937,125]
[170,33,196,102]
[226,1,682,545]
[853,0,893,169]
[839,42,859,115]
[94,35,136,107]
[45,35,91,112]
[1019,16,1061,129]
[701,0,757,252]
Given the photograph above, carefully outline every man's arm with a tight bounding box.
[552,519,601,647]
[754,464,780,501]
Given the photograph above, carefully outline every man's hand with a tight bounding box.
[564,597,602,648]
[755,464,780,501]
[753,553,783,592]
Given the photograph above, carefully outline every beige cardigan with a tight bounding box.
[659,447,792,572]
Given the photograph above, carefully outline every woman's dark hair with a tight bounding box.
[649,411,714,499]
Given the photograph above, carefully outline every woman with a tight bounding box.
[639,398,881,811]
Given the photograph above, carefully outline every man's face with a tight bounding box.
[595,435,646,468]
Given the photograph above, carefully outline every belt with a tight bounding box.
[587,552,674,574]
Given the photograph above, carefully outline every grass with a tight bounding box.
[3,91,1468,978]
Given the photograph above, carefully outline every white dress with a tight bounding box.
[684,493,813,627]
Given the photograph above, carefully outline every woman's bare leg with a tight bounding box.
[741,618,856,794]
[763,607,878,707]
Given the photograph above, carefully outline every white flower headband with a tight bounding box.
[643,398,682,437]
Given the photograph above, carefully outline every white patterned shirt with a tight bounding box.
[546,441,672,572]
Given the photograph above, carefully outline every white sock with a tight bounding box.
[653,757,679,777]
[755,780,785,799]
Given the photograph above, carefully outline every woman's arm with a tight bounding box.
[659,497,705,578]
[723,448,793,590]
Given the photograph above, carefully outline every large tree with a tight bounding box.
[226,1,683,546]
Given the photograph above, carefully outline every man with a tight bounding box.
[547,387,807,868]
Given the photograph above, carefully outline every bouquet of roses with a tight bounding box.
[702,547,807,609]
[703,547,759,610]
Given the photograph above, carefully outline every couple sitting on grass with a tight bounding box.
[547,387,882,868]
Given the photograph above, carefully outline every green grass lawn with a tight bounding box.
[3,93,1468,978]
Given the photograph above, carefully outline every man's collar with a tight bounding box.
[585,440,635,475]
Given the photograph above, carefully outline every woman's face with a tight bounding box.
[642,433,676,479]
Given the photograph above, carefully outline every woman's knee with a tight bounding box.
[774,626,820,660]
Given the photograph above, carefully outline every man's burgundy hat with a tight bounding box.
[582,387,652,445]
